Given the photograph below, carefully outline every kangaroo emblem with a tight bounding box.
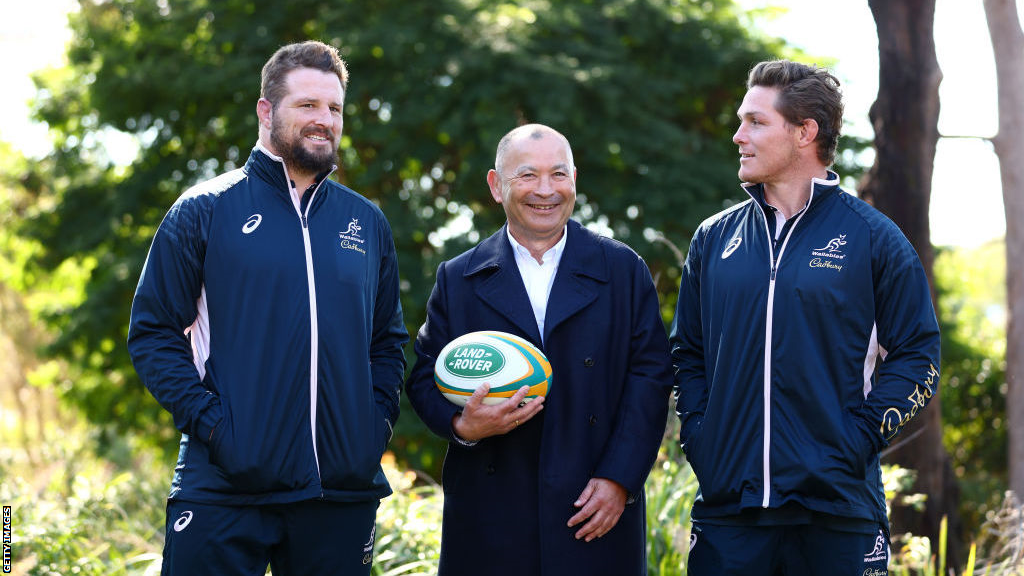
[864,530,886,558]
[344,218,361,236]
[817,234,847,252]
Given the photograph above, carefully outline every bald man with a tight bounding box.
[406,124,673,576]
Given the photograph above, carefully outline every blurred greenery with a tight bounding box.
[933,242,1008,536]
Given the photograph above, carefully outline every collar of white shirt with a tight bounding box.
[506,226,568,266]
[506,226,568,339]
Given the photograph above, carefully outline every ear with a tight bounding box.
[796,118,819,149]
[257,98,273,130]
[486,169,504,204]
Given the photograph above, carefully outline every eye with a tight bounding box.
[551,171,569,181]
[516,173,538,183]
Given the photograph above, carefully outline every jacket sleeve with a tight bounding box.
[127,195,223,443]
[370,218,410,439]
[852,223,941,451]
[404,261,465,442]
[593,254,673,496]
[669,228,709,450]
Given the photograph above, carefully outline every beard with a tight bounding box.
[270,116,338,177]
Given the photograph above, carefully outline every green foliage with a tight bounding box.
[374,456,443,575]
[933,242,1008,533]
[0,425,166,575]
[645,441,699,576]
[888,503,1024,576]
[18,0,789,468]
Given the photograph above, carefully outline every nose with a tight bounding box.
[313,104,333,126]
[533,175,558,197]
[732,125,746,145]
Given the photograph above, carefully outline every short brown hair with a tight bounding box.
[261,41,348,107]
[747,60,843,166]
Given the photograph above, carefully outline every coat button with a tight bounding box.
[486,465,495,475]
[584,357,594,367]
[589,415,598,425]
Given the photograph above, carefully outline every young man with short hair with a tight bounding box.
[671,60,941,575]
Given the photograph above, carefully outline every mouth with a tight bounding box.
[303,130,333,144]
[740,152,754,160]
[527,203,559,212]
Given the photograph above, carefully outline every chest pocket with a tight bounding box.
[309,214,372,293]
[790,233,867,312]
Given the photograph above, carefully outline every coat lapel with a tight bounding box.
[466,225,544,344]
[543,220,607,342]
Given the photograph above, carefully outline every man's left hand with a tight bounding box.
[566,478,627,542]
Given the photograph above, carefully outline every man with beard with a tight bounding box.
[127,41,408,576]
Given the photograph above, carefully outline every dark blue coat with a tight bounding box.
[406,220,673,576]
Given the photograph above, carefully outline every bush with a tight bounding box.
[374,454,442,576]
[1,426,165,575]
[645,443,699,576]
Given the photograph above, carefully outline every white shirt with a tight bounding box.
[506,226,567,341]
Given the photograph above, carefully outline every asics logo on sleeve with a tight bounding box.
[721,237,742,259]
[242,214,263,234]
[173,510,194,532]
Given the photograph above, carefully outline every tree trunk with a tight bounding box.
[861,0,963,565]
[982,0,1024,502]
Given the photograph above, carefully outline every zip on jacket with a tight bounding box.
[746,173,833,508]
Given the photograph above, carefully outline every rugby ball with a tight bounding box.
[434,331,552,407]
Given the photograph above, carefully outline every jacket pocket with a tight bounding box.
[682,421,706,476]
[683,421,717,496]
[683,420,747,507]
[376,408,391,455]
[207,412,243,482]
[208,409,287,493]
[837,415,875,479]
[316,402,389,492]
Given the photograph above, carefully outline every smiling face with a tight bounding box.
[732,85,802,186]
[260,67,344,180]
[487,129,576,254]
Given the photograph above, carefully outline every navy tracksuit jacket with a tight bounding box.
[128,145,408,506]
[670,172,941,526]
